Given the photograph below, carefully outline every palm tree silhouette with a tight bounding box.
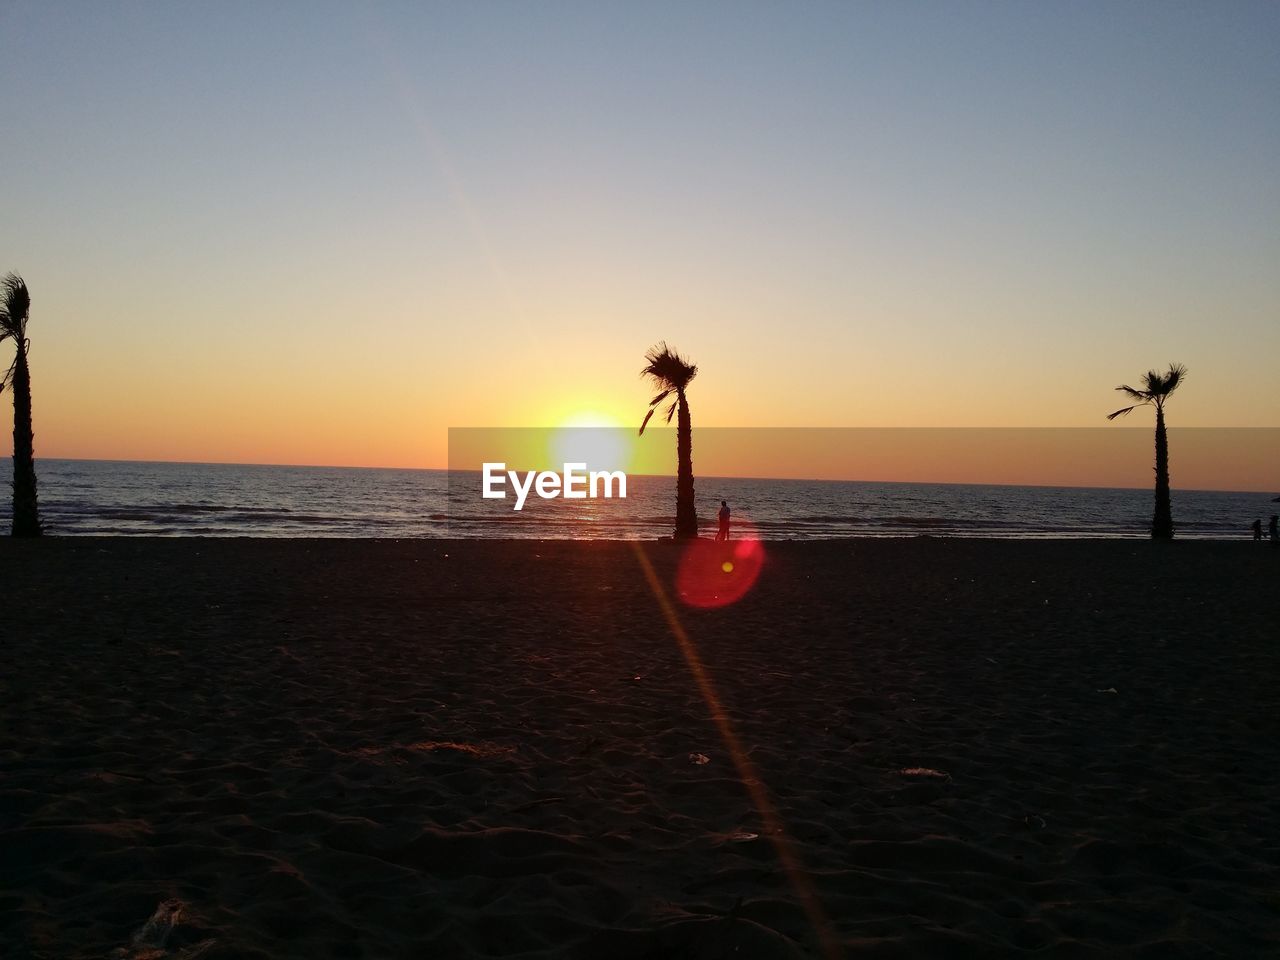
[1106,363,1186,540]
[0,273,41,537]
[639,342,699,539]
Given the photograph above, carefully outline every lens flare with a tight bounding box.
[629,542,841,960]
[676,523,765,608]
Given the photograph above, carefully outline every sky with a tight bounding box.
[1,1,1277,482]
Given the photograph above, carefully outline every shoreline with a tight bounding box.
[2,533,1272,542]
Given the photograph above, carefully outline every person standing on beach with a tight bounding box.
[1253,518,1263,541]
[716,500,731,541]
[1270,515,1278,547]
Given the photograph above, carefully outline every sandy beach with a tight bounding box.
[1,538,1277,958]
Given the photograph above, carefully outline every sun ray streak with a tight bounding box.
[360,7,536,350]
[629,542,843,960]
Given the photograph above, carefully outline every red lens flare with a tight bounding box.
[675,524,765,608]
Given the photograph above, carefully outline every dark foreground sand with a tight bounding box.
[1,538,1278,959]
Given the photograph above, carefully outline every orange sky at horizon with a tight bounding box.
[11,310,1280,481]
[12,336,1279,493]
[445,427,1279,494]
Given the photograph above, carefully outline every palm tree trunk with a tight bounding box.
[11,340,41,537]
[1151,404,1172,539]
[674,388,698,539]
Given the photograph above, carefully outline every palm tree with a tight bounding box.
[1,273,41,537]
[639,342,699,539]
[1106,363,1187,540]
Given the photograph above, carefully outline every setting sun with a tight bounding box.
[549,413,634,475]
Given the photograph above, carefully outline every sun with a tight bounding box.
[548,411,634,473]
[558,411,621,430]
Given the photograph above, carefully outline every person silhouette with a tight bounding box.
[1253,518,1264,541]
[1270,515,1279,548]
[716,500,731,541]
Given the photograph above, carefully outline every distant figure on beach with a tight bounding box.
[1270,515,1279,547]
[716,500,731,541]
[1253,518,1263,541]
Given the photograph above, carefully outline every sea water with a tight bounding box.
[0,459,1270,539]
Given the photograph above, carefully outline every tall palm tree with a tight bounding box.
[1106,363,1187,540]
[639,342,699,539]
[0,273,41,537]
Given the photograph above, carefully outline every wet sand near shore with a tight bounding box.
[1,538,1277,958]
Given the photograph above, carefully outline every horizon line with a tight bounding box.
[29,455,1279,497]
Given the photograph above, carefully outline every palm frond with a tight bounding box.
[1115,384,1151,402]
[640,341,698,392]
[663,399,678,423]
[648,389,671,408]
[1160,362,1187,397]
[639,408,656,436]
[0,273,29,338]
[1112,362,1187,412]
[1106,406,1138,420]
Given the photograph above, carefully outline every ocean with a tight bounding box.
[0,458,1271,539]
